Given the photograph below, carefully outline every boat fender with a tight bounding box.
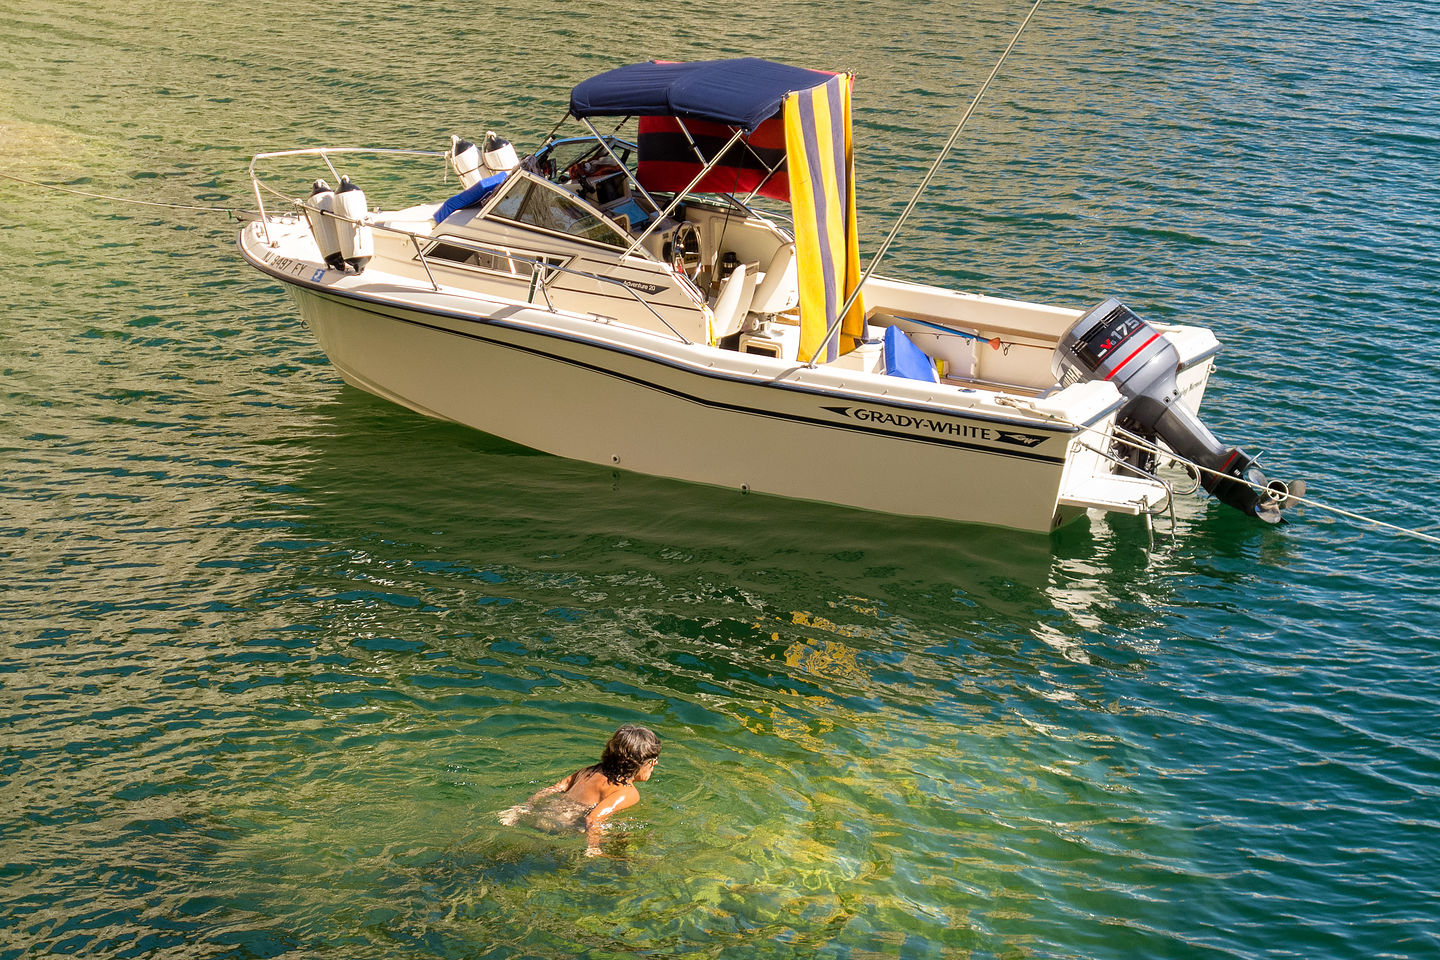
[481,131,519,175]
[450,136,485,188]
[303,179,345,271]
[333,175,373,273]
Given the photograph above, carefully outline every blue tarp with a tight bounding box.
[570,58,833,133]
[434,172,509,224]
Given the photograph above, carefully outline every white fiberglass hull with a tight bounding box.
[284,282,1090,533]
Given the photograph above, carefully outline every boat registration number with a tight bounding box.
[263,250,324,281]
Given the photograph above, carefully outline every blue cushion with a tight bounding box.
[434,172,509,223]
[883,325,938,382]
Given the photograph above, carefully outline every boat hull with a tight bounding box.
[286,284,1083,532]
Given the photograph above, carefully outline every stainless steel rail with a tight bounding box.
[248,147,693,345]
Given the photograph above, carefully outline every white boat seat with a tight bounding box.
[710,261,757,341]
[750,242,799,314]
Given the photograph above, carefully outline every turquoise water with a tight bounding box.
[3,1,1438,957]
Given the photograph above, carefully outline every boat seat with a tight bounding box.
[750,242,799,314]
[710,261,757,341]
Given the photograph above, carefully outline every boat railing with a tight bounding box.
[247,147,694,345]
[248,146,450,243]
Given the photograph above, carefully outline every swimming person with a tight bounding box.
[498,724,661,856]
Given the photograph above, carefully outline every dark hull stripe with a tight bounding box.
[241,235,1087,465]
[294,284,1071,465]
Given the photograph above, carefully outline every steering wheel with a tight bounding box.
[666,221,703,280]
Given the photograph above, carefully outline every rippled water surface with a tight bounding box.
[3,1,1439,957]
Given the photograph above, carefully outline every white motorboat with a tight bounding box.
[238,58,1296,533]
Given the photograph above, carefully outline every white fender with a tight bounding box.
[303,179,344,271]
[450,136,484,188]
[333,176,373,272]
[481,131,519,176]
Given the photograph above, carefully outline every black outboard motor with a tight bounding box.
[1053,298,1296,523]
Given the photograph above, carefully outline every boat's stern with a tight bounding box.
[1052,298,1300,523]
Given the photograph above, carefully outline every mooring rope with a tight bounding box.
[0,171,237,216]
[997,396,1440,545]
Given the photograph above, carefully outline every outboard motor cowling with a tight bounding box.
[1053,298,1292,523]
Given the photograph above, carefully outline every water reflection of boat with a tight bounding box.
[272,372,1229,665]
[239,58,1296,533]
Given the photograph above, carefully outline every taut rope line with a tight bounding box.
[0,171,236,216]
[995,396,1440,546]
[808,0,1047,368]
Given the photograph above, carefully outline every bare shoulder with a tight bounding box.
[589,783,640,821]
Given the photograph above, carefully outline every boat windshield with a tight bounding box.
[531,136,635,182]
[489,175,628,248]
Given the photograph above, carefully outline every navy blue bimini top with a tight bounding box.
[569,58,833,133]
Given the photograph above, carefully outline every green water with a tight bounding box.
[3,1,1439,957]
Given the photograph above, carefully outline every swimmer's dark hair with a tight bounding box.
[589,724,660,785]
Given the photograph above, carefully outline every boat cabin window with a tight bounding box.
[489,176,628,248]
[423,238,570,280]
